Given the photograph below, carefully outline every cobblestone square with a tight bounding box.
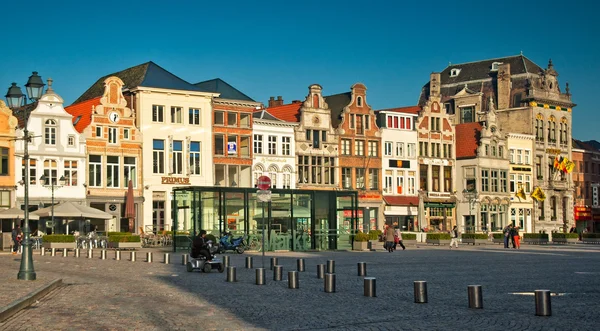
[1,244,600,330]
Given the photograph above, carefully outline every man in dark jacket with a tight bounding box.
[191,230,211,261]
[503,224,512,248]
[12,225,22,255]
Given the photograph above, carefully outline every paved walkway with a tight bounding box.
[1,244,599,330]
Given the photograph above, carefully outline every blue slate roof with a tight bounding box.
[194,78,255,102]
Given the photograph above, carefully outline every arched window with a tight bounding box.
[535,115,544,141]
[282,165,293,189]
[268,165,278,189]
[253,164,264,187]
[357,96,363,107]
[45,119,57,145]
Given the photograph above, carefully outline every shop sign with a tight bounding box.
[343,210,364,218]
[161,177,191,185]
[574,206,592,221]
[546,148,562,155]
[359,193,382,200]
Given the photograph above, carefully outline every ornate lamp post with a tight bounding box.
[39,174,66,234]
[462,189,479,233]
[5,72,45,280]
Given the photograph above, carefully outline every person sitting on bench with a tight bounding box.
[191,230,211,262]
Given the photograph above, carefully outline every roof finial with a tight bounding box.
[565,82,570,95]
[46,78,54,93]
[548,58,553,68]
[520,50,523,55]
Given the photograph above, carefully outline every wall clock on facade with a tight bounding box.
[109,111,120,123]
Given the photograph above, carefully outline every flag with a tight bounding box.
[515,187,526,200]
[531,187,546,202]
[565,160,575,174]
[553,156,561,170]
[560,157,569,173]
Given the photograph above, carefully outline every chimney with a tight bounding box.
[268,96,284,107]
[430,73,441,97]
[497,63,511,109]
[268,96,275,107]
[292,100,302,104]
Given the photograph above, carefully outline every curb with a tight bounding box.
[0,278,63,323]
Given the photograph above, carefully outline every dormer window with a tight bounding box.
[357,96,363,107]
[450,68,461,77]
[491,62,502,71]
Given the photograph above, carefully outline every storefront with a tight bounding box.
[574,206,592,231]
[383,196,419,231]
[171,187,358,251]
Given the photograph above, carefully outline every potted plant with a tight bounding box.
[523,233,549,244]
[582,233,600,244]
[426,233,451,245]
[108,234,142,249]
[367,230,383,250]
[461,233,488,245]
[552,233,578,244]
[42,235,76,250]
[353,231,369,251]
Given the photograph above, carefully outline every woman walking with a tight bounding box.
[394,227,406,251]
[513,226,521,249]
[385,225,395,253]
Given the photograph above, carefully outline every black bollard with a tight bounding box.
[357,262,367,276]
[227,266,237,282]
[181,254,188,265]
[327,260,335,274]
[317,264,325,279]
[364,277,376,297]
[256,268,266,285]
[270,257,278,270]
[535,290,552,316]
[297,258,305,272]
[468,285,483,309]
[223,255,230,268]
[273,265,283,281]
[288,271,299,289]
[246,256,253,269]
[324,273,336,293]
[414,281,428,303]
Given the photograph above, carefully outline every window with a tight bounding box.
[499,146,503,158]
[419,142,428,157]
[384,142,393,156]
[282,168,291,188]
[450,68,461,77]
[324,157,335,184]
[322,130,327,143]
[491,170,499,192]
[189,108,200,125]
[43,159,58,185]
[525,174,531,193]
[492,145,497,157]
[268,165,278,189]
[311,157,321,184]
[509,149,515,163]
[0,191,9,208]
[67,135,75,146]
[214,111,224,125]
[342,139,351,155]
[171,106,183,123]
[268,136,277,155]
[407,171,416,195]
[432,165,440,191]
[253,135,263,154]
[516,150,522,164]
[227,135,237,156]
[63,160,78,186]
[172,140,183,174]
[189,142,201,175]
[369,169,379,190]
[430,117,440,131]
[444,166,452,192]
[282,136,291,156]
[0,148,8,175]
[481,169,489,192]
[108,127,118,144]
[298,156,308,184]
[368,141,378,157]
[350,114,355,129]
[355,140,365,156]
[240,113,251,128]
[123,129,130,140]
[365,115,370,130]
[356,115,364,135]
[253,164,264,187]
[396,142,404,157]
[152,105,164,122]
[384,170,393,194]
[407,143,416,158]
[44,119,56,145]
[420,164,428,191]
[535,118,544,141]
[500,171,507,193]
[357,96,363,107]
[124,157,137,187]
[21,159,36,184]
[214,135,224,155]
[524,150,530,165]
[356,168,365,189]
[106,156,119,188]
[240,136,250,157]
[227,112,237,126]
[396,170,404,194]
[153,140,165,174]
[88,155,102,187]
[460,106,474,123]
[342,168,352,189]
[95,126,102,138]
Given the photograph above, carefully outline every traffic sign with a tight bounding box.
[257,176,271,190]
[257,190,272,202]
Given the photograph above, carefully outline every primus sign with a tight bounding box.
[161,177,191,185]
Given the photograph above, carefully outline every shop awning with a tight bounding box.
[383,196,419,206]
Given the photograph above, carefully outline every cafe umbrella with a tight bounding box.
[32,201,113,233]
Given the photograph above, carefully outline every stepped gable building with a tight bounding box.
[0,101,19,219]
[376,105,420,231]
[73,62,218,233]
[325,83,382,231]
[416,73,457,232]
[194,78,261,189]
[420,54,576,232]
[572,139,600,232]
[65,76,143,233]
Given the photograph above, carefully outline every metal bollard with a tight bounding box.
[327,260,335,274]
[535,290,552,316]
[40,248,45,256]
[364,277,376,297]
[317,264,325,279]
[62,248,68,257]
[146,252,153,263]
[164,253,170,264]
[288,271,299,289]
[74,248,80,258]
[87,249,93,259]
[256,268,266,285]
[101,250,107,260]
[181,254,188,265]
[468,285,483,309]
[51,248,56,256]
[297,258,305,272]
[115,251,121,261]
[246,256,253,269]
[414,281,428,303]
[270,257,278,270]
[273,265,283,281]
[324,273,336,293]
[130,251,136,262]
[223,255,230,268]
[226,266,236,282]
[358,262,367,276]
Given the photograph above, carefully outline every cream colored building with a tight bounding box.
[507,133,535,232]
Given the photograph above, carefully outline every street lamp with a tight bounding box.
[462,189,478,232]
[5,71,45,281]
[39,174,66,234]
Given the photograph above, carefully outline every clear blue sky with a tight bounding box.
[2,0,598,141]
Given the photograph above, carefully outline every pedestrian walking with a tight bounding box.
[510,225,517,248]
[384,225,395,253]
[394,227,406,251]
[449,226,459,249]
[503,224,512,248]
[12,225,22,255]
[513,226,521,249]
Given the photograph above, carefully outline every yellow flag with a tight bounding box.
[516,187,526,200]
[560,157,569,172]
[531,187,546,202]
[565,160,575,174]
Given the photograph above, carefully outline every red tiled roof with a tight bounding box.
[455,122,483,159]
[266,102,302,122]
[64,97,101,133]
[376,106,421,114]
[383,195,419,206]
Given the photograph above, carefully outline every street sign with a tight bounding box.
[257,176,271,190]
[257,190,272,202]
